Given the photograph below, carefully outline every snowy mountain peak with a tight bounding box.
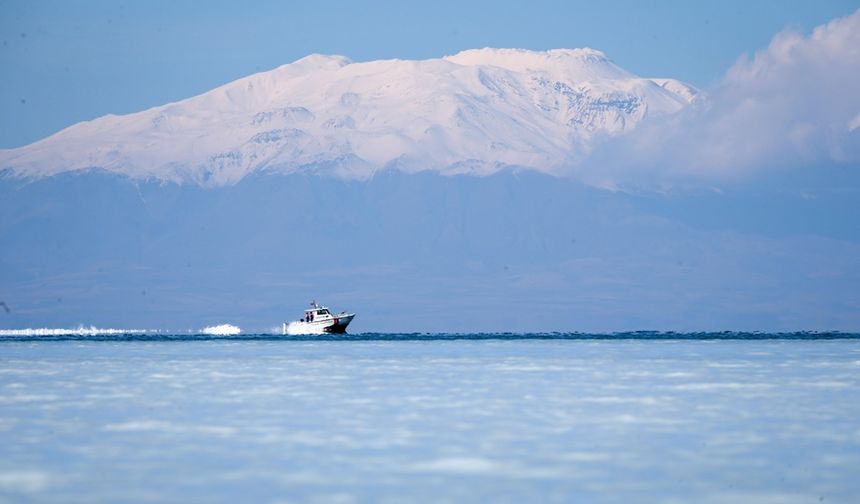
[290,53,354,69]
[266,53,354,80]
[444,47,632,82]
[0,48,701,186]
[446,47,609,69]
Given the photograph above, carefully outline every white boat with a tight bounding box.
[282,302,355,335]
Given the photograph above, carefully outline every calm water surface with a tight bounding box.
[1,335,858,503]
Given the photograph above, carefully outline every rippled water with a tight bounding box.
[1,336,858,502]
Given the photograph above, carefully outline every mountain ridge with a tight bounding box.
[0,48,700,186]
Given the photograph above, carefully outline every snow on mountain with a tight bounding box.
[0,48,699,185]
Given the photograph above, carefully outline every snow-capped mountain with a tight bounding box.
[0,48,699,185]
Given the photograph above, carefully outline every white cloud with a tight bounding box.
[585,9,860,187]
[848,112,860,133]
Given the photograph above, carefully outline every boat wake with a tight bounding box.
[200,324,241,335]
[0,326,150,337]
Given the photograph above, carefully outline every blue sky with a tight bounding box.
[1,0,858,148]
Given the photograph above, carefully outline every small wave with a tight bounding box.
[201,324,241,335]
[0,326,149,337]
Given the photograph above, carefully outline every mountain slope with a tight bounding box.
[0,48,698,185]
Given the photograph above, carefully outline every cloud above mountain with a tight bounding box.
[585,8,860,188]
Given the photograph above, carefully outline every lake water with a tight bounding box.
[1,334,858,503]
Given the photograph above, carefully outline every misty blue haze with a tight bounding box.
[2,171,859,332]
[1,335,858,502]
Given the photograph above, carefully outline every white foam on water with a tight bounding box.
[410,457,501,474]
[200,324,241,335]
[0,471,51,493]
[0,326,149,336]
[104,420,237,436]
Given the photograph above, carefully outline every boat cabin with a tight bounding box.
[303,305,333,322]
